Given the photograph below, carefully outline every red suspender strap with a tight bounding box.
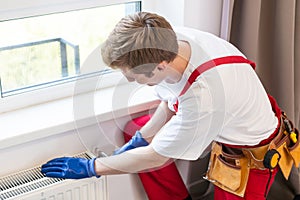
[173,56,256,112]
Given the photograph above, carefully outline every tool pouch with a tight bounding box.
[205,142,250,197]
[270,114,300,179]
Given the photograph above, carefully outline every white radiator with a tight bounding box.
[0,152,108,200]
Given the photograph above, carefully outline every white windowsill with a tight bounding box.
[0,82,160,150]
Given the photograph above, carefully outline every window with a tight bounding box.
[0,0,141,113]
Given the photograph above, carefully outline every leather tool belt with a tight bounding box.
[204,113,300,197]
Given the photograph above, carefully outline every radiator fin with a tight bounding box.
[0,152,94,200]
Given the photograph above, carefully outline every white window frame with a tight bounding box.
[0,0,140,113]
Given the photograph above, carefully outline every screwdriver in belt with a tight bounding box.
[283,118,298,143]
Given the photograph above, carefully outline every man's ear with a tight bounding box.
[157,61,168,71]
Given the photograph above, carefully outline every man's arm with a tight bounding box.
[95,145,170,175]
[140,101,175,143]
[113,101,174,155]
[41,145,170,179]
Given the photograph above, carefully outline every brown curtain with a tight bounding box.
[229,0,300,199]
[230,0,300,127]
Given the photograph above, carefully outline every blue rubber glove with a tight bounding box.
[41,157,99,179]
[113,131,149,155]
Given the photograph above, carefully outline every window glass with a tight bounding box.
[0,2,141,97]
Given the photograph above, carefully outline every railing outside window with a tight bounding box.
[0,38,80,97]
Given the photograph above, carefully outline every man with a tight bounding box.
[41,12,299,200]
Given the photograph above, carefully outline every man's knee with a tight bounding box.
[123,115,152,141]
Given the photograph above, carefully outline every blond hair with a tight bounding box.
[101,12,178,76]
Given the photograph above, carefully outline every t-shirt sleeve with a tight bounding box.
[150,80,221,160]
[154,84,179,112]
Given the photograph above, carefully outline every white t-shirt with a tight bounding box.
[150,27,278,160]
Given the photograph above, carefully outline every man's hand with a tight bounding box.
[41,157,99,179]
[113,131,148,155]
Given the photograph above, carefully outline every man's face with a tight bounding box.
[121,64,166,86]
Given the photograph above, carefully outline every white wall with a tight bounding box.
[142,0,224,36]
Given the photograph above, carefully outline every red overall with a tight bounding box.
[122,56,280,200]
[173,56,280,200]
